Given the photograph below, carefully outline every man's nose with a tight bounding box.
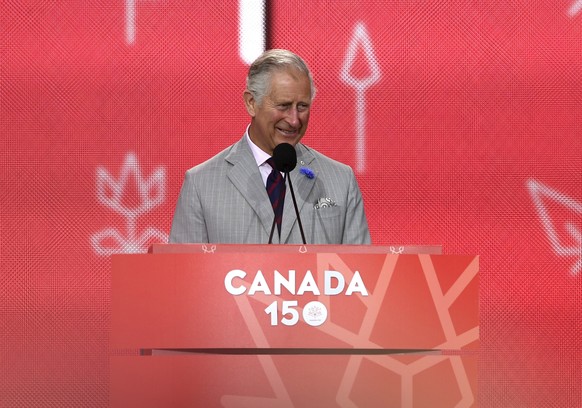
[286,107,300,126]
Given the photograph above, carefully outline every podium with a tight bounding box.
[110,245,478,407]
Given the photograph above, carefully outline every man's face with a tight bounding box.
[244,68,312,156]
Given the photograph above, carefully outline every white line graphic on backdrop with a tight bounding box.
[527,179,582,276]
[126,0,136,44]
[91,152,168,255]
[239,0,266,64]
[568,0,582,16]
[126,0,161,44]
[126,0,266,50]
[340,22,381,173]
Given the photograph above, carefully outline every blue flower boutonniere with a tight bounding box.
[300,166,315,179]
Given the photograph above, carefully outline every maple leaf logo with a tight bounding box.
[91,152,168,255]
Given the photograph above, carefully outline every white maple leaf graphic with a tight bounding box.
[91,152,168,255]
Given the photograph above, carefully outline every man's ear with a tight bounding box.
[243,90,256,117]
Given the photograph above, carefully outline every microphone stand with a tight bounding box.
[267,173,285,245]
[267,172,306,245]
[267,194,278,245]
[286,170,306,244]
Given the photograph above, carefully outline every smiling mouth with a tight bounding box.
[277,128,299,137]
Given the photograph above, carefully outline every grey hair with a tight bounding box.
[246,49,317,105]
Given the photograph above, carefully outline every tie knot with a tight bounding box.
[266,157,276,170]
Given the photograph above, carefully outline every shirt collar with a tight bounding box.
[245,125,271,167]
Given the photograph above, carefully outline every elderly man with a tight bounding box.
[169,49,370,245]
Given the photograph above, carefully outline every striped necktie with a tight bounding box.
[266,158,285,236]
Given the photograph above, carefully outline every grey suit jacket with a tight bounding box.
[169,136,371,245]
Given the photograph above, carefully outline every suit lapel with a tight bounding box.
[225,138,274,236]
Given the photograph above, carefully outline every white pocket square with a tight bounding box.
[314,197,336,209]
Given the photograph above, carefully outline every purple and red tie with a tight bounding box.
[266,158,285,236]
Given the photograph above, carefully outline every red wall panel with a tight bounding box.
[1,1,580,406]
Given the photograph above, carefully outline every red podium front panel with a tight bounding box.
[110,247,478,407]
[110,353,478,408]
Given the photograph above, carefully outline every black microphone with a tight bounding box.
[273,142,297,172]
[268,143,307,245]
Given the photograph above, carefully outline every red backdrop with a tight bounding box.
[1,1,580,406]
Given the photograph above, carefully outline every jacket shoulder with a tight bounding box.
[183,141,240,176]
[298,144,354,175]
